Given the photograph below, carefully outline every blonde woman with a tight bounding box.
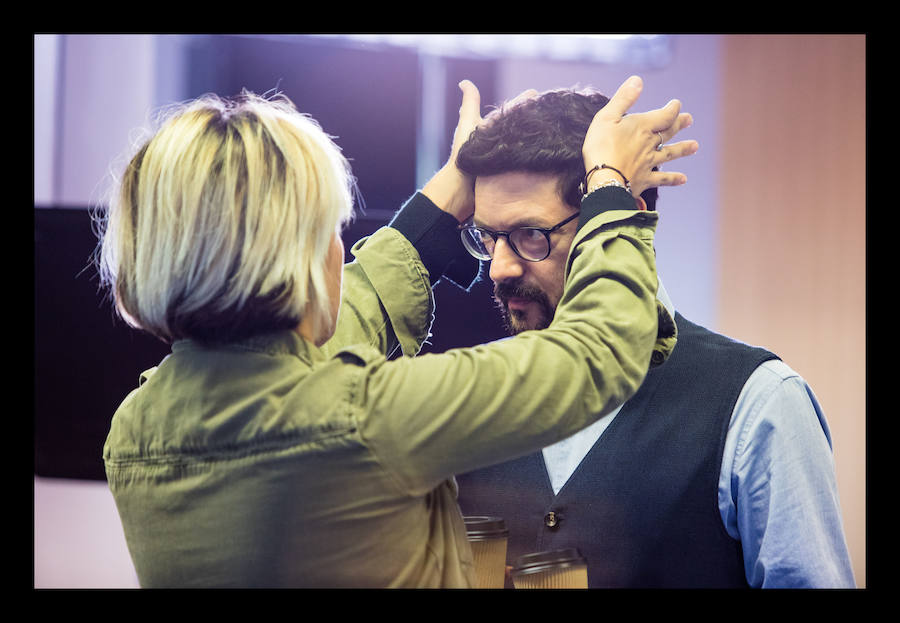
[98,76,695,587]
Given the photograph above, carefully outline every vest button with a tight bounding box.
[544,511,559,529]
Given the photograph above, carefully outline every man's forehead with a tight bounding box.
[473,171,570,227]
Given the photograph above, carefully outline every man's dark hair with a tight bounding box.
[456,87,658,211]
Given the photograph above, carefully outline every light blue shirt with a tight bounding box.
[542,281,856,588]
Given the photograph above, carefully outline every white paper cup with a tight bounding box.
[464,516,509,589]
[511,548,588,589]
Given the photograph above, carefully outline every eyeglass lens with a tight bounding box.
[463,227,550,261]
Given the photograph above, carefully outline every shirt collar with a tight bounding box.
[657,276,676,319]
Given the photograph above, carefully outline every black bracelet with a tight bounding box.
[582,164,600,190]
[600,164,630,188]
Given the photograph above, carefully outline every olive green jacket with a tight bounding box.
[103,189,675,587]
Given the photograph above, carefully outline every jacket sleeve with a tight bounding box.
[321,192,479,359]
[345,188,676,496]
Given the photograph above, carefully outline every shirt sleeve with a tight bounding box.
[349,200,672,496]
[719,359,856,588]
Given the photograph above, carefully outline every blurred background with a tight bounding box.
[33,34,866,588]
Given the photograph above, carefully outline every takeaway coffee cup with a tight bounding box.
[511,548,588,589]
[463,516,509,588]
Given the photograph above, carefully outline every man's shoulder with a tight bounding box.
[661,313,780,393]
[674,313,778,358]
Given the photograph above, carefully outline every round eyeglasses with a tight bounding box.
[459,212,579,262]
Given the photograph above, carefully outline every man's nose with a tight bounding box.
[489,237,525,284]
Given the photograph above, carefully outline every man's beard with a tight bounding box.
[493,278,556,335]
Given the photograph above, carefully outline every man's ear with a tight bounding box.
[634,195,648,211]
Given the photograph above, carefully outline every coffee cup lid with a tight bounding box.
[463,516,509,540]
[511,548,587,576]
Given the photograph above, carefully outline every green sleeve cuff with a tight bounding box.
[578,186,640,229]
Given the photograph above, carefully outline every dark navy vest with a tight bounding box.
[456,313,778,588]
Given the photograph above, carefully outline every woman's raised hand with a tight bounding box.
[423,81,539,222]
[421,80,483,222]
[582,76,698,199]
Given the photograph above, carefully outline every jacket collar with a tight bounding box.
[171,330,326,366]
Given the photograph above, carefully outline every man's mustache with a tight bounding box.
[493,279,545,305]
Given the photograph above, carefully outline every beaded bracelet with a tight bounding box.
[582,178,628,201]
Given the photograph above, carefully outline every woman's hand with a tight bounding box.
[582,76,698,199]
[422,81,538,222]
[421,80,482,222]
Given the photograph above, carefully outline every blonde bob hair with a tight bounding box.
[97,91,355,344]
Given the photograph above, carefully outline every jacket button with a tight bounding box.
[544,511,559,528]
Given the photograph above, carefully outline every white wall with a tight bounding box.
[34,476,139,588]
[34,34,165,208]
[34,35,59,206]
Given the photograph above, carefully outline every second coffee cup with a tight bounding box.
[463,516,509,589]
[511,548,588,589]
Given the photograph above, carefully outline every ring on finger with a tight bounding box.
[656,131,664,151]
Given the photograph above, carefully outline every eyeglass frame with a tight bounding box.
[458,211,580,262]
